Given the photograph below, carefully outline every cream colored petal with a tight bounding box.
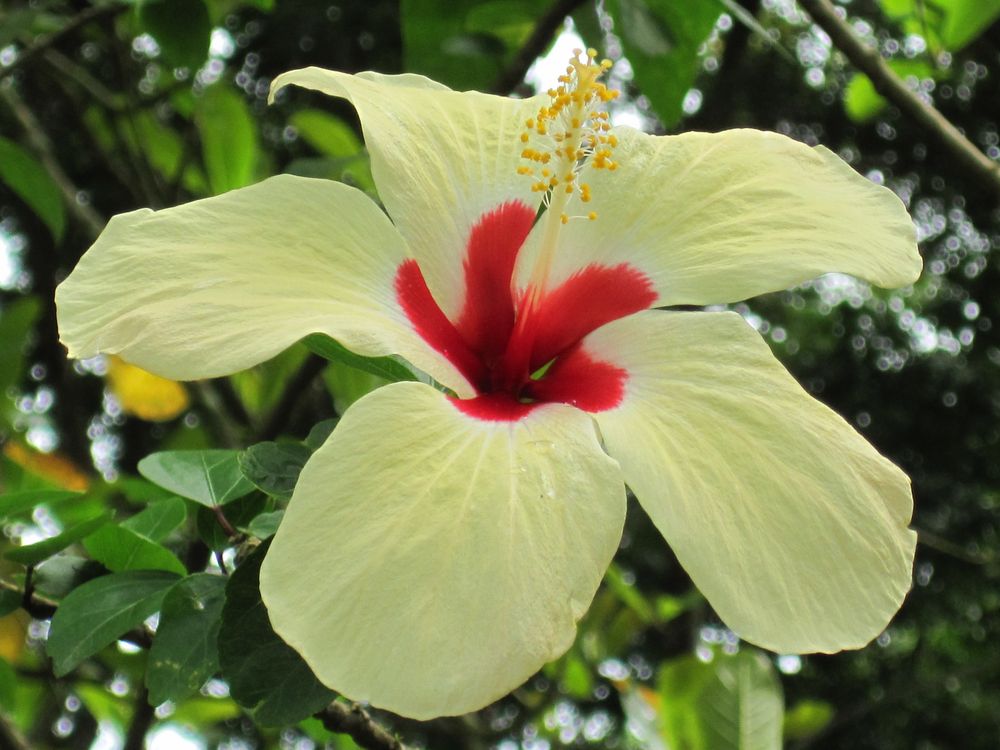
[586,310,915,653]
[516,128,920,304]
[56,175,471,394]
[271,68,544,319]
[260,381,625,719]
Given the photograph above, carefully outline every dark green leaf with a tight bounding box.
[47,570,180,676]
[137,450,255,508]
[401,0,542,90]
[783,700,835,741]
[304,419,338,450]
[195,84,259,194]
[6,512,112,566]
[83,525,186,575]
[244,510,284,540]
[239,442,312,499]
[303,334,417,384]
[606,0,720,128]
[147,573,227,705]
[0,489,82,522]
[0,658,15,709]
[0,138,65,241]
[33,556,105,599]
[218,541,334,725]
[0,297,43,418]
[196,495,268,550]
[122,497,188,542]
[137,0,211,71]
[0,590,21,618]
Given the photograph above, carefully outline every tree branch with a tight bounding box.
[0,4,126,83]
[0,579,152,648]
[797,0,1000,200]
[123,686,155,750]
[491,0,588,94]
[317,702,408,750]
[0,87,106,239]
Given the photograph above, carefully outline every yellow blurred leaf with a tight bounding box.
[2,441,91,492]
[106,356,189,422]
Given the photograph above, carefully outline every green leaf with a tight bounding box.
[195,84,260,195]
[0,138,65,241]
[0,590,21,618]
[401,0,543,90]
[606,0,720,128]
[843,60,934,122]
[33,556,105,599]
[83,525,186,575]
[939,0,1000,50]
[604,563,656,624]
[47,570,180,676]
[289,110,363,157]
[0,657,16,709]
[0,297,42,422]
[218,540,334,725]
[783,700,835,741]
[138,0,211,71]
[303,334,417,384]
[147,573,227,705]
[239,442,312,499]
[322,360,388,414]
[657,650,784,750]
[876,0,1000,52]
[137,450,256,508]
[244,510,284,540]
[122,497,188,542]
[5,512,112,566]
[0,489,82,522]
[304,419,338,450]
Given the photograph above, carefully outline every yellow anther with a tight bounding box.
[588,211,598,220]
[516,48,621,223]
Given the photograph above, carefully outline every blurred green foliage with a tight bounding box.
[0,0,999,748]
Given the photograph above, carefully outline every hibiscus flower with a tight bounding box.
[55,51,920,720]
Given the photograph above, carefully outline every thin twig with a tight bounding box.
[0,712,31,750]
[0,3,126,83]
[317,702,407,750]
[0,579,152,648]
[797,0,1000,200]
[0,87,106,239]
[122,686,155,750]
[491,0,588,94]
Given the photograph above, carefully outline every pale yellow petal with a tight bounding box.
[260,381,625,719]
[586,310,915,653]
[516,128,921,304]
[271,68,544,319]
[56,175,471,395]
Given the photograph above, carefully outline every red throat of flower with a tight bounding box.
[395,201,656,421]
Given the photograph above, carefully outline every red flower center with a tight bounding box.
[395,201,656,420]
